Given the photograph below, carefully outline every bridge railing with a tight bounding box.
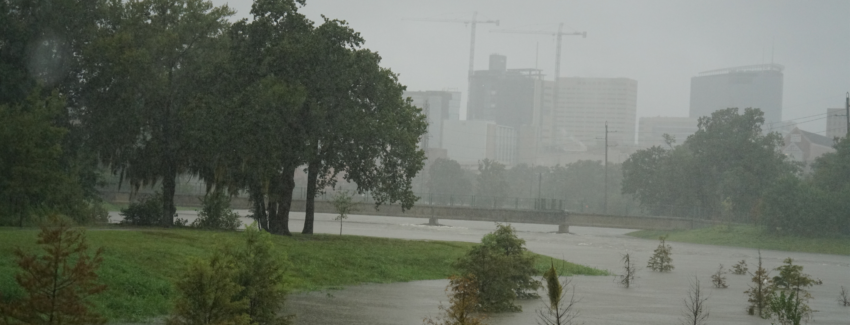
[98,180,715,220]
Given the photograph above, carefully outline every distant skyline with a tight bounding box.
[212,0,850,136]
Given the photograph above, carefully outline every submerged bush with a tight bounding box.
[192,190,241,230]
[120,192,165,226]
[454,223,540,312]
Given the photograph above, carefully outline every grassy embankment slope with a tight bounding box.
[0,227,607,322]
[628,225,850,256]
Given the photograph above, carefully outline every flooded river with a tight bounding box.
[114,211,850,324]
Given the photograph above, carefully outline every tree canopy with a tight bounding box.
[622,108,795,221]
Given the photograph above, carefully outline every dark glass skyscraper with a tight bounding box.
[689,64,783,125]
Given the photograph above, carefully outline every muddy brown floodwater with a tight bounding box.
[111,210,850,324]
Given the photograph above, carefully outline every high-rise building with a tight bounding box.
[638,117,698,148]
[689,64,784,125]
[441,120,516,167]
[468,54,543,131]
[826,108,848,139]
[404,90,461,149]
[550,77,638,147]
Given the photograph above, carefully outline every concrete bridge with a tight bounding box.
[285,200,717,233]
[105,192,718,232]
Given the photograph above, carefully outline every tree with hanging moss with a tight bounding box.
[0,214,106,325]
[647,235,673,272]
[536,262,580,325]
[423,275,487,325]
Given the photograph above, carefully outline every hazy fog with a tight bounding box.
[212,0,849,134]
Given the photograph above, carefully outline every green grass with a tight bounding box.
[0,227,606,322]
[627,225,850,256]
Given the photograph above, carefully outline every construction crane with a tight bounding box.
[492,24,586,149]
[406,12,499,115]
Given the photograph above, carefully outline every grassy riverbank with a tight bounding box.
[628,225,850,256]
[0,227,607,322]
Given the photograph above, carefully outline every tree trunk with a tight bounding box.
[274,166,296,236]
[248,182,268,231]
[266,192,278,232]
[267,171,292,236]
[161,162,177,227]
[302,159,320,234]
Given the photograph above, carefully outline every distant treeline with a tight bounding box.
[622,108,850,236]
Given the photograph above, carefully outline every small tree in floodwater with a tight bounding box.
[838,286,849,307]
[332,190,358,235]
[680,277,709,325]
[536,262,580,325]
[0,214,107,325]
[732,260,748,275]
[647,235,673,272]
[618,253,637,288]
[423,275,487,325]
[711,264,728,288]
[768,258,816,325]
[744,250,772,317]
[453,224,540,312]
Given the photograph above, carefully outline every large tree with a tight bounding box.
[80,0,234,227]
[193,0,311,235]
[297,19,427,234]
[0,0,107,223]
[622,108,794,220]
[426,158,473,203]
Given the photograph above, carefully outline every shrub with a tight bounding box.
[647,235,674,272]
[168,226,291,325]
[120,192,165,226]
[166,254,250,325]
[0,214,107,324]
[711,264,727,288]
[732,260,748,275]
[192,190,241,230]
[453,224,539,312]
[768,258,815,324]
[423,275,487,325]
[232,226,292,325]
[767,290,805,325]
[839,286,849,307]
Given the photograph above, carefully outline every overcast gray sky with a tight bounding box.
[212,0,849,135]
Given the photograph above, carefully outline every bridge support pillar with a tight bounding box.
[558,224,570,234]
[429,217,439,226]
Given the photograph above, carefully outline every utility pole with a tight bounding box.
[595,123,616,214]
[604,121,608,214]
[537,172,542,209]
[845,92,849,138]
